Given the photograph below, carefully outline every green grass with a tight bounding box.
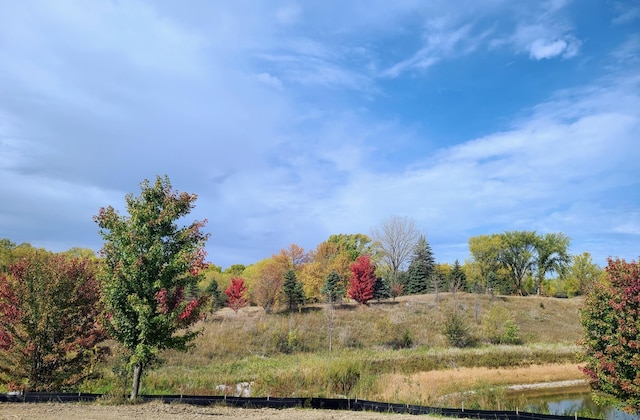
[82,292,585,399]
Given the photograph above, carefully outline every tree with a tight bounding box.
[468,234,504,292]
[580,258,640,413]
[322,271,344,303]
[94,175,209,400]
[282,269,305,311]
[406,235,435,294]
[565,252,603,296]
[534,233,571,295]
[321,271,343,352]
[225,276,248,314]
[0,240,38,274]
[298,238,357,302]
[224,264,246,275]
[373,277,391,301]
[498,231,538,295]
[327,234,375,261]
[252,255,290,314]
[347,255,376,305]
[0,251,104,391]
[449,260,467,293]
[205,279,226,312]
[371,216,419,285]
[281,243,310,269]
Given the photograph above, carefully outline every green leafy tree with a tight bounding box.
[565,252,603,297]
[94,175,209,400]
[406,235,435,294]
[327,234,375,261]
[0,251,105,391]
[468,234,504,292]
[0,240,38,274]
[498,231,538,295]
[580,258,640,413]
[224,264,246,275]
[0,239,17,273]
[534,233,571,295]
[282,269,305,311]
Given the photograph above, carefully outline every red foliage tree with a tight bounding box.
[580,258,640,412]
[0,251,105,391]
[347,255,376,305]
[225,276,248,314]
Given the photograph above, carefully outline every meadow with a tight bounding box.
[84,292,587,409]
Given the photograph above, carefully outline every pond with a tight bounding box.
[507,387,637,420]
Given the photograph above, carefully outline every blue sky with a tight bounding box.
[0,0,638,269]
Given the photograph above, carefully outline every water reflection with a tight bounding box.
[512,390,636,420]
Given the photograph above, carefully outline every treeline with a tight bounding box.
[201,223,603,314]
[0,227,603,321]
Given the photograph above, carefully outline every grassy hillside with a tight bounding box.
[86,293,586,406]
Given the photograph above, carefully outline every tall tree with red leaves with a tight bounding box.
[347,255,376,305]
[225,276,248,314]
[0,251,105,392]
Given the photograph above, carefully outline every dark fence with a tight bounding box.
[0,393,594,420]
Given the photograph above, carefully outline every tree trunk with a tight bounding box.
[130,363,143,400]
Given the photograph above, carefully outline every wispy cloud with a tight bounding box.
[612,1,640,25]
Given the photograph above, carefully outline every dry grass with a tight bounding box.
[84,293,586,400]
[188,292,583,362]
[376,363,585,403]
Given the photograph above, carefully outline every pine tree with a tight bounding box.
[283,269,305,311]
[449,260,467,293]
[407,236,435,294]
[373,277,391,301]
[205,279,226,312]
[321,271,344,304]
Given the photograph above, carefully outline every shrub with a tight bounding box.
[481,305,521,345]
[327,360,361,396]
[580,258,640,413]
[386,329,414,350]
[442,306,474,348]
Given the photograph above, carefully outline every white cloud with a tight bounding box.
[529,39,566,59]
[255,72,283,90]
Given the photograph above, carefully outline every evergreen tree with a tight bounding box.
[407,236,435,294]
[282,269,305,311]
[449,260,467,293]
[321,271,344,303]
[373,277,391,301]
[205,278,226,312]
